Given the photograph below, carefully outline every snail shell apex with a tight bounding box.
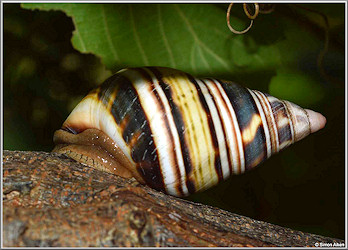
[53,67,326,197]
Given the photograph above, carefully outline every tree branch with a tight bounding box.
[3,150,344,247]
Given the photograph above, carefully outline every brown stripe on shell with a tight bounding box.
[147,67,196,194]
[281,101,295,144]
[133,67,185,197]
[214,79,243,174]
[107,73,166,193]
[97,73,121,106]
[266,96,293,149]
[174,75,205,187]
[253,90,279,154]
[202,78,233,178]
[186,74,224,182]
[220,80,268,171]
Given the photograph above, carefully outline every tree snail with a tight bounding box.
[53,67,326,197]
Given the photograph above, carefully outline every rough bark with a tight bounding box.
[2,150,345,247]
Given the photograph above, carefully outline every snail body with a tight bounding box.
[53,67,326,197]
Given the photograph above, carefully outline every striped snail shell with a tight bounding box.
[53,67,326,197]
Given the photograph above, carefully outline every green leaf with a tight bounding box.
[21,3,331,101]
[268,69,324,107]
[22,3,242,76]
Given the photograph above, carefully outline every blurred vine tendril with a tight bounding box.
[291,4,338,86]
[226,3,340,85]
[226,3,275,34]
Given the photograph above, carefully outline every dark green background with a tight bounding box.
[3,3,345,239]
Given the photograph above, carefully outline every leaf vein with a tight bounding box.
[198,45,213,74]
[174,4,229,70]
[129,5,149,65]
[190,43,197,74]
[158,5,176,68]
[101,5,119,61]
[74,28,87,52]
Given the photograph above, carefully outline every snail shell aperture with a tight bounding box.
[53,67,326,197]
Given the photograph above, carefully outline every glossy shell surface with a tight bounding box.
[54,67,325,197]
